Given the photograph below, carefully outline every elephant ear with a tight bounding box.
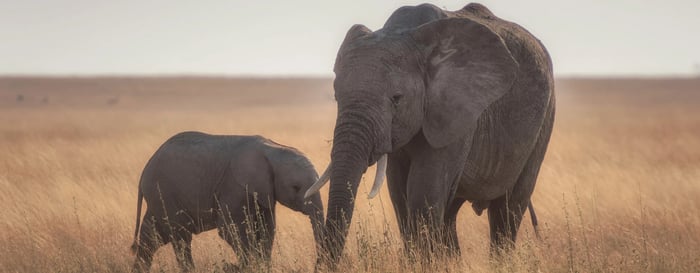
[343,24,372,42]
[412,18,518,148]
[334,24,372,72]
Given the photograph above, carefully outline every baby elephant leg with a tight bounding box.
[171,231,194,272]
[133,212,171,273]
[251,204,276,261]
[216,200,261,267]
[216,201,276,267]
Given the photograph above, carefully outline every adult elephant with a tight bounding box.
[306,3,555,264]
[131,132,324,272]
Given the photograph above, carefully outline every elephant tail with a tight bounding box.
[528,201,541,240]
[131,184,144,255]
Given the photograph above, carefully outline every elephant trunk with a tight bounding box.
[305,194,325,258]
[322,105,383,263]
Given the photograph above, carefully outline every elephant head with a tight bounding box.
[266,147,325,257]
[306,4,518,263]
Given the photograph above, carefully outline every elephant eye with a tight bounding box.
[292,185,301,192]
[391,93,403,105]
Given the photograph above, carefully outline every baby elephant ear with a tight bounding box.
[412,18,518,148]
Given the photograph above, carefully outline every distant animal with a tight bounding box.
[305,2,555,264]
[131,131,324,272]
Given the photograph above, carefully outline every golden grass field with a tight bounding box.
[1,77,699,272]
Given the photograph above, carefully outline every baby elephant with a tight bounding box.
[131,131,324,272]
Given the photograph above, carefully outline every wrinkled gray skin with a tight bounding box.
[318,3,555,264]
[131,132,324,272]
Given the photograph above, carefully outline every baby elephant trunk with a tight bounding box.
[304,193,325,258]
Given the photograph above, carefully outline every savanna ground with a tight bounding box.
[1,77,699,272]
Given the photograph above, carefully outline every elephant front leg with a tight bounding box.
[250,204,276,263]
[216,200,275,268]
[405,176,449,257]
[404,137,467,258]
[171,231,194,272]
[215,204,251,266]
[444,198,466,256]
[386,150,411,249]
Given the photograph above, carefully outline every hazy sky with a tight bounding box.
[2,0,699,76]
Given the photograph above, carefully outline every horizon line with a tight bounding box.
[1,73,699,80]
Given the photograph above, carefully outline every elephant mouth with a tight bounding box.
[367,151,387,166]
[367,153,378,166]
[368,143,392,166]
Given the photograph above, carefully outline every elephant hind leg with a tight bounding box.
[487,193,528,256]
[487,161,543,255]
[133,212,171,273]
[488,110,553,255]
[172,232,194,272]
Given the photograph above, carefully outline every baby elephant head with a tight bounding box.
[266,147,325,255]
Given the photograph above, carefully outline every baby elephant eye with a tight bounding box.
[292,185,301,192]
[391,93,403,105]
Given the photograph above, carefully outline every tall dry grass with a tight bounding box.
[1,77,699,272]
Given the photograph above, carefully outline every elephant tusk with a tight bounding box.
[367,154,387,199]
[304,163,331,199]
